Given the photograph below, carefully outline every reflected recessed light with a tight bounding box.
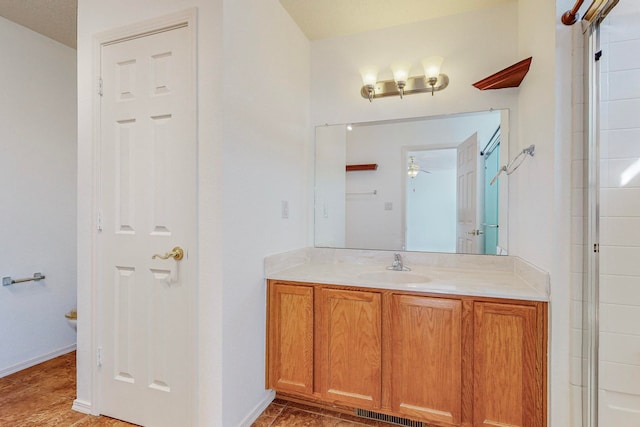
[346,124,353,131]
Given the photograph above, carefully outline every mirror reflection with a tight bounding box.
[315,110,509,255]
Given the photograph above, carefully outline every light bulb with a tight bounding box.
[421,57,444,95]
[391,62,412,98]
[391,62,411,83]
[359,66,378,102]
[359,66,378,87]
[422,56,444,80]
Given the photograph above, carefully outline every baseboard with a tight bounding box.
[72,399,93,415]
[238,390,276,427]
[0,343,77,378]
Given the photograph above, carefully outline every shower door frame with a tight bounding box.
[581,1,620,425]
[582,20,601,427]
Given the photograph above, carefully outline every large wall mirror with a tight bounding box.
[315,109,509,255]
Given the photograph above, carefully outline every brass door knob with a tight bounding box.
[152,246,184,261]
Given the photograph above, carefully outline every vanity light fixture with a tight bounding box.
[359,66,379,102]
[360,57,449,101]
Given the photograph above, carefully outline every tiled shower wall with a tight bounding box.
[597,3,640,424]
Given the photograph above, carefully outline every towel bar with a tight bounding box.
[2,273,45,286]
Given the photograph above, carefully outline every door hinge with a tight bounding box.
[97,347,103,367]
[97,210,103,232]
[595,50,603,62]
[594,243,600,253]
[98,77,103,96]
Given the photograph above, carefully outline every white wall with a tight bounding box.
[514,1,560,271]
[77,1,309,425]
[0,17,77,375]
[221,1,310,425]
[514,2,576,426]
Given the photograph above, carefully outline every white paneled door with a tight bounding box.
[98,23,196,427]
[456,133,483,254]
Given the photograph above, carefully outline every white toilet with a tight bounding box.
[65,309,77,331]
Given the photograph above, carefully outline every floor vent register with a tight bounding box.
[354,409,427,427]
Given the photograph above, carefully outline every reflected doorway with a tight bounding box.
[405,148,457,252]
[404,127,501,255]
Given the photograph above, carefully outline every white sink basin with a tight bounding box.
[358,271,430,284]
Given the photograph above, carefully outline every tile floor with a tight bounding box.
[251,399,403,427]
[0,351,136,426]
[1,352,403,426]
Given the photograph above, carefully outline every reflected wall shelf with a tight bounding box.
[346,164,378,172]
[472,57,532,90]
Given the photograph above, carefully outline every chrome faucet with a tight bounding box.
[388,253,410,271]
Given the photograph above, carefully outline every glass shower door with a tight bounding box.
[596,3,640,425]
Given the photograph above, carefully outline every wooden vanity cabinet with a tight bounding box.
[317,287,382,409]
[473,301,547,427]
[266,282,314,395]
[388,294,463,426]
[266,280,547,427]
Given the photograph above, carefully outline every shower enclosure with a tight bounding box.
[578,0,640,425]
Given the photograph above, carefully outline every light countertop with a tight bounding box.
[265,248,549,302]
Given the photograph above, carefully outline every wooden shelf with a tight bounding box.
[472,57,532,90]
[346,164,378,172]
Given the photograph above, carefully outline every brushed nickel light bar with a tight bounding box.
[360,56,449,101]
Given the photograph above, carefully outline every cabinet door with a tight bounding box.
[390,294,462,425]
[267,282,314,395]
[318,288,382,409]
[473,302,545,427]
